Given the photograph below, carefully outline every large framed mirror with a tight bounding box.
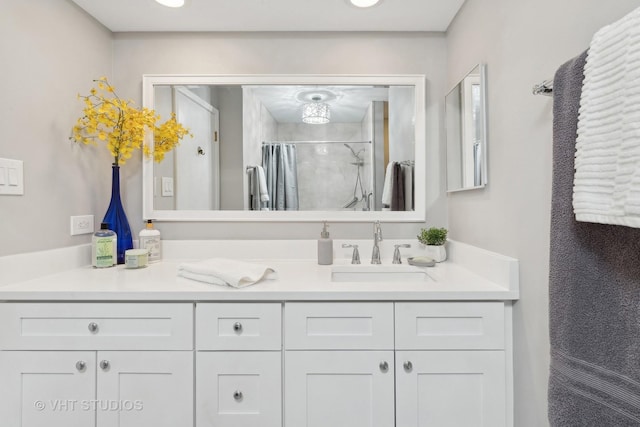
[142,75,425,222]
[445,64,488,192]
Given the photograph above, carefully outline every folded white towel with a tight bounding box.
[177,258,276,288]
[257,166,270,203]
[381,162,394,207]
[574,6,640,228]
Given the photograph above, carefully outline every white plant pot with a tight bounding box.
[422,244,447,262]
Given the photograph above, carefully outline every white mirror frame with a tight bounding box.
[142,74,426,222]
[445,64,488,193]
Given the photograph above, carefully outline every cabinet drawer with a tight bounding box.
[285,302,394,350]
[197,351,281,427]
[395,302,504,350]
[196,303,281,350]
[0,303,193,350]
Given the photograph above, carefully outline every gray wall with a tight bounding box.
[112,32,448,240]
[0,0,113,257]
[153,86,175,211]
[446,0,640,425]
[218,86,244,210]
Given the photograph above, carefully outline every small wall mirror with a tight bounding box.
[445,64,487,192]
[142,75,426,222]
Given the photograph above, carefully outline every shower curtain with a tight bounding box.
[262,143,299,211]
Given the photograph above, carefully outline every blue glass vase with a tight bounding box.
[103,164,133,264]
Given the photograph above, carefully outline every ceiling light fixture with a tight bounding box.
[349,0,381,8]
[155,0,185,8]
[302,96,330,124]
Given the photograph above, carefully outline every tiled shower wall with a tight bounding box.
[277,123,372,210]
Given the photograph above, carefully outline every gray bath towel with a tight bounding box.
[391,162,405,211]
[549,51,640,425]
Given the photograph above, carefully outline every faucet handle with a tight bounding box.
[393,244,411,264]
[374,220,383,241]
[342,244,361,264]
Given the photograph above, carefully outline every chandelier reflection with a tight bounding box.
[302,96,330,124]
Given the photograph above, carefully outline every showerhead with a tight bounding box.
[344,143,365,161]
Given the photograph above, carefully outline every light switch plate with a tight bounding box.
[0,158,23,195]
[161,176,174,197]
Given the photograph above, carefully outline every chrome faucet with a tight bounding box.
[392,244,411,264]
[342,244,361,264]
[363,192,373,211]
[371,221,383,264]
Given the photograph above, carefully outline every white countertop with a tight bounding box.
[0,240,519,302]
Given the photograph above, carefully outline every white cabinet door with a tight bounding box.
[0,351,96,427]
[96,351,193,427]
[285,351,394,427]
[396,351,506,427]
[196,351,282,427]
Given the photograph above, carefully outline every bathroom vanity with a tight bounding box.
[0,240,518,427]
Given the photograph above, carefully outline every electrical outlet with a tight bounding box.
[70,215,95,236]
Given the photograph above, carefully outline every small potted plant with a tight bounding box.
[417,227,448,262]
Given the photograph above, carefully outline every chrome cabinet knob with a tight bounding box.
[76,361,86,372]
[403,361,413,372]
[88,322,99,333]
[233,322,243,333]
[233,390,243,401]
[379,361,389,373]
[99,360,110,371]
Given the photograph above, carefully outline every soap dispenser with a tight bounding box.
[318,221,333,265]
[92,222,116,268]
[139,219,161,263]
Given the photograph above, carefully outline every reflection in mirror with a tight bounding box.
[142,75,426,222]
[446,64,487,192]
[154,86,221,210]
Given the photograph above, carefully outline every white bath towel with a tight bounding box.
[381,162,395,208]
[177,258,276,288]
[574,6,640,228]
[257,166,270,203]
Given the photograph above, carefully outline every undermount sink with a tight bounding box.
[331,264,433,283]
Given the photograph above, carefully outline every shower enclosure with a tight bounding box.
[292,139,374,211]
[241,85,400,211]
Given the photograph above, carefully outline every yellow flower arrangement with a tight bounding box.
[71,77,190,165]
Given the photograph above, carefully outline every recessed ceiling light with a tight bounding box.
[155,0,185,8]
[349,0,381,8]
